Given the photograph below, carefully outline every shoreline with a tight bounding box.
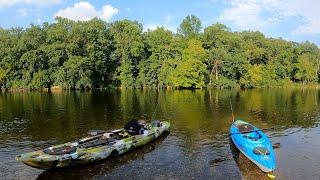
[1,83,319,92]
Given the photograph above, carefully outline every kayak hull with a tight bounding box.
[230,120,276,172]
[16,121,170,170]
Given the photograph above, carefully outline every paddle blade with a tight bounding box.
[267,173,276,179]
[87,130,106,136]
[272,143,281,149]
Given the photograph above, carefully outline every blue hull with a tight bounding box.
[230,120,276,172]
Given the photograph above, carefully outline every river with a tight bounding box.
[0,89,319,179]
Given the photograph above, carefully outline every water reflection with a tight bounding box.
[0,89,319,179]
[230,139,269,180]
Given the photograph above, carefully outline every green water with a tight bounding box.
[0,89,319,179]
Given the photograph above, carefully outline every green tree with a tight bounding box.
[173,39,207,88]
[294,54,317,83]
[173,59,207,88]
[240,64,263,88]
[178,15,202,38]
[56,56,92,89]
[207,48,227,84]
[137,27,174,88]
[0,69,6,88]
[29,70,51,90]
[109,20,144,88]
[0,17,319,90]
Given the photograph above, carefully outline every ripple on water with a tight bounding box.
[0,89,319,179]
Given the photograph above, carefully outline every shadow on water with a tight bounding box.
[208,138,270,180]
[36,132,169,180]
[229,138,270,180]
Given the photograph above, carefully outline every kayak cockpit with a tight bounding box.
[234,122,263,141]
[237,123,254,133]
[242,131,262,141]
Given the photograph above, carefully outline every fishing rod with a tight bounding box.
[151,92,160,120]
[230,100,235,122]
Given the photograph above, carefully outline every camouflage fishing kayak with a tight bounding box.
[16,120,170,170]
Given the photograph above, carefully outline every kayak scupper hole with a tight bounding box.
[111,149,119,156]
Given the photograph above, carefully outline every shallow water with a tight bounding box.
[0,89,319,180]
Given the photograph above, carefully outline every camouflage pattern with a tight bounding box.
[16,121,170,170]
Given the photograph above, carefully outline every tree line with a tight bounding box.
[0,15,319,90]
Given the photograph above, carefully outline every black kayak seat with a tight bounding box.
[124,119,145,135]
[253,146,270,155]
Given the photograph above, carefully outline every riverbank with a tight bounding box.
[1,83,319,92]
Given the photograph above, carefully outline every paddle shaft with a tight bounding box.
[229,125,280,149]
[79,128,124,144]
[230,127,275,135]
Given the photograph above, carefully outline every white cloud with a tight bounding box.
[220,0,265,30]
[287,0,320,35]
[17,8,28,17]
[144,23,176,32]
[54,2,118,22]
[142,14,175,33]
[220,0,320,35]
[101,5,118,21]
[0,0,61,8]
[165,15,172,24]
[144,15,177,32]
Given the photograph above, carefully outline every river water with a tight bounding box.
[0,89,319,180]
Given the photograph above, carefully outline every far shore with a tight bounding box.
[1,83,319,93]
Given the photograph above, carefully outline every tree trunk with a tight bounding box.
[316,59,320,82]
[209,60,220,85]
[215,65,218,81]
[209,67,214,85]
[214,60,219,81]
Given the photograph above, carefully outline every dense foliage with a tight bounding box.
[0,16,319,90]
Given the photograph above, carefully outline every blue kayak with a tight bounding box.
[230,120,276,172]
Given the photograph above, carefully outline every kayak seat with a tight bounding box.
[43,145,77,155]
[253,147,270,155]
[243,132,261,141]
[237,123,254,133]
[124,119,145,135]
[151,120,161,127]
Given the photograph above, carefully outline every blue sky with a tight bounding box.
[0,0,319,45]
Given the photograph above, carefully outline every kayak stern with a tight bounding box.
[16,151,57,170]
